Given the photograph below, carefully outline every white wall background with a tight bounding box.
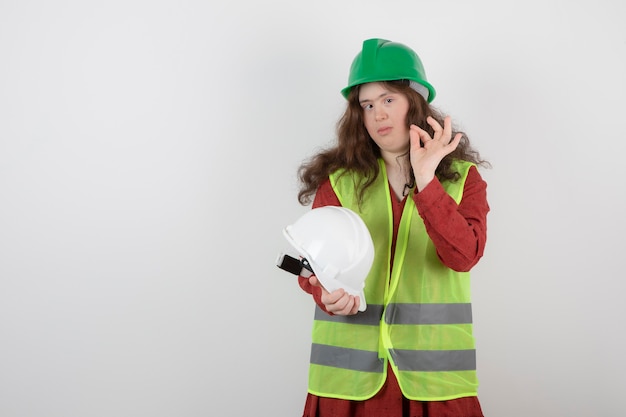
[1,1,624,416]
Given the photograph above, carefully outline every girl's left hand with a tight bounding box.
[409,116,462,190]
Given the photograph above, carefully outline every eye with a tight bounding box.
[362,103,373,110]
[385,97,394,104]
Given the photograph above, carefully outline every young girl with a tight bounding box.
[296,38,490,417]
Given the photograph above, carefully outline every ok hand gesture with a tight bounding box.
[409,116,462,191]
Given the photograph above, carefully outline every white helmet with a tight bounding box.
[283,206,374,312]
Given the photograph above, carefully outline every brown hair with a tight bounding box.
[297,80,489,205]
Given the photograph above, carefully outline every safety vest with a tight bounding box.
[307,158,478,401]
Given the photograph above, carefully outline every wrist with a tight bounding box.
[415,175,434,191]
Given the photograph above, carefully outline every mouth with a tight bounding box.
[377,126,392,135]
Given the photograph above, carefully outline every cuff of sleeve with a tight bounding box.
[413,177,446,209]
[298,276,333,315]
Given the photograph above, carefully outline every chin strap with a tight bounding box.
[276,253,314,277]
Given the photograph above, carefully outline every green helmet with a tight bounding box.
[341,38,436,102]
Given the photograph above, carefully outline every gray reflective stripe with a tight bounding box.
[310,343,384,373]
[390,348,476,372]
[314,304,383,326]
[385,303,472,325]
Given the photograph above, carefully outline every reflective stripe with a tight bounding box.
[385,303,472,325]
[390,348,476,372]
[314,304,471,325]
[310,343,385,373]
[314,304,383,326]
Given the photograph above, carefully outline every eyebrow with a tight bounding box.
[359,91,391,105]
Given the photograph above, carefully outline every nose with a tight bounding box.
[374,107,387,121]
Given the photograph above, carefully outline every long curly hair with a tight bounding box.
[297,80,489,205]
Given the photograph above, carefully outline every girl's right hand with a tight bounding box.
[409,116,462,190]
[309,275,360,315]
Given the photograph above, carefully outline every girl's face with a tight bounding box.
[358,82,410,157]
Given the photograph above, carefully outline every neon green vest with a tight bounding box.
[308,159,478,401]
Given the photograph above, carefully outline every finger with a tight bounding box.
[448,132,462,148]
[336,293,353,312]
[440,133,462,158]
[410,124,431,146]
[344,296,357,315]
[409,125,425,147]
[442,116,454,142]
[323,288,345,305]
[426,116,443,138]
[342,294,362,315]
[310,275,330,294]
[334,295,356,315]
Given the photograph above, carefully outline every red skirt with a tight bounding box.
[302,365,484,417]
